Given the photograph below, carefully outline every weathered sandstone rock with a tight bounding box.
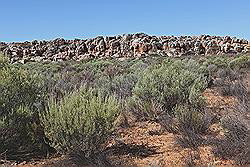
[0,33,249,63]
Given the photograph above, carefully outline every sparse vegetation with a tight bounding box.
[0,53,249,166]
[213,112,250,165]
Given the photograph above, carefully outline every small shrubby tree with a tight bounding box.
[40,87,120,158]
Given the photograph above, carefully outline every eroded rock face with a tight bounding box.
[246,44,250,53]
[0,33,249,63]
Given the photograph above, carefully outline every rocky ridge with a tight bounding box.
[0,33,250,63]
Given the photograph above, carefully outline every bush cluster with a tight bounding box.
[0,53,249,165]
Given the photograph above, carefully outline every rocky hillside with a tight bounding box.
[0,33,250,63]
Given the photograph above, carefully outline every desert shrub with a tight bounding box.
[201,55,249,75]
[128,98,164,121]
[174,104,213,134]
[131,59,212,149]
[44,72,86,100]
[200,55,249,86]
[18,61,66,77]
[21,58,149,102]
[110,73,139,99]
[91,74,114,97]
[103,64,124,79]
[38,60,108,100]
[128,60,149,73]
[214,68,247,101]
[174,104,213,148]
[81,60,114,74]
[175,131,204,149]
[230,81,248,102]
[40,87,120,158]
[0,53,9,68]
[40,59,136,100]
[213,113,249,165]
[105,59,149,99]
[206,64,218,76]
[214,79,231,96]
[0,64,44,117]
[0,57,50,160]
[0,106,50,161]
[86,60,144,99]
[201,56,230,68]
[228,55,250,69]
[133,59,208,117]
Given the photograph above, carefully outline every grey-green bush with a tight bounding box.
[40,87,120,157]
[0,56,48,160]
[0,62,44,117]
[174,104,212,134]
[0,106,43,157]
[133,59,208,117]
[228,55,250,69]
[214,112,249,165]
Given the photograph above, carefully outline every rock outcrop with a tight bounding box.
[0,33,249,63]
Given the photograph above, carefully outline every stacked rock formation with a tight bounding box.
[0,33,249,63]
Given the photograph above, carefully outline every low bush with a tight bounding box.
[201,55,250,77]
[175,131,204,149]
[110,73,139,99]
[0,57,49,160]
[228,55,250,69]
[40,87,120,158]
[130,59,213,151]
[173,104,213,148]
[0,106,50,160]
[201,56,230,68]
[1,53,248,164]
[213,113,249,165]
[133,59,208,117]
[0,53,9,68]
[174,104,213,134]
[128,98,164,122]
[214,68,247,101]
[0,63,44,117]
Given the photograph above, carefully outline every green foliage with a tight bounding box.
[214,112,249,165]
[228,55,250,69]
[0,106,48,160]
[0,53,9,68]
[214,68,248,102]
[0,57,48,159]
[40,88,120,156]
[1,53,249,161]
[174,104,212,134]
[0,64,44,117]
[201,56,230,68]
[133,59,208,116]
[127,97,164,121]
[111,73,139,99]
[200,55,250,78]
